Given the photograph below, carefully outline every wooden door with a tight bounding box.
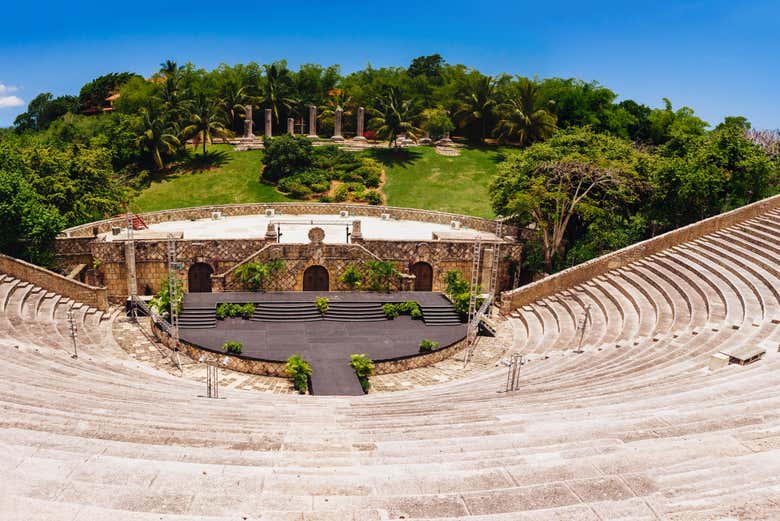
[411,262,433,291]
[303,265,329,291]
[187,263,213,292]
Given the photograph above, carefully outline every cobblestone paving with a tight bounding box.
[112,311,515,395]
[370,318,514,392]
[112,313,297,394]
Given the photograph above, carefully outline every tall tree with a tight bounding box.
[368,88,420,147]
[261,62,296,126]
[454,72,497,143]
[494,77,557,147]
[136,106,181,170]
[183,93,229,153]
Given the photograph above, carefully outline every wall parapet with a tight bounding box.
[500,193,780,313]
[0,254,109,311]
[60,202,515,238]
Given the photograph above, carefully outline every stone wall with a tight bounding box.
[61,202,516,237]
[0,254,109,311]
[373,338,466,374]
[500,192,780,313]
[55,204,522,301]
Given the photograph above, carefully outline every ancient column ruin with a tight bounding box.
[332,109,344,141]
[243,104,254,139]
[264,109,272,138]
[287,117,294,135]
[307,105,318,138]
[353,106,366,141]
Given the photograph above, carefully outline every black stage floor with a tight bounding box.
[179,292,466,396]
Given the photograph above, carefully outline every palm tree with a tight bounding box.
[136,106,181,170]
[494,77,557,146]
[367,88,421,147]
[454,72,497,143]
[183,93,229,154]
[319,88,354,133]
[220,82,249,134]
[261,62,295,126]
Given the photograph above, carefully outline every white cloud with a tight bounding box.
[0,83,18,95]
[0,83,25,109]
[0,95,25,108]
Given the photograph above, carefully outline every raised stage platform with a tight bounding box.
[178,292,467,396]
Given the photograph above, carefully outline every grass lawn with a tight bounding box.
[368,146,512,219]
[132,145,291,212]
[132,143,513,218]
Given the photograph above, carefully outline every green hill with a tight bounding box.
[132,144,509,218]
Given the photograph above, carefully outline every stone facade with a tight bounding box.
[55,204,521,302]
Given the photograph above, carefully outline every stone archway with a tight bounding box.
[188,263,213,293]
[411,262,433,291]
[303,265,329,291]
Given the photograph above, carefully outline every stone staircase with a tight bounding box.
[1,207,780,520]
[251,301,322,322]
[421,303,464,325]
[177,305,217,328]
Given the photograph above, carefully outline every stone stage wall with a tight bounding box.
[54,204,521,301]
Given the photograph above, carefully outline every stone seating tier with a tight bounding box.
[1,207,780,519]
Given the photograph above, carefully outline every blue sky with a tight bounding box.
[1,1,778,128]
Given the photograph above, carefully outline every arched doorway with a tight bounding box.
[303,265,329,291]
[411,262,433,291]
[188,263,213,293]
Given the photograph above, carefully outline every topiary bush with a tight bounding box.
[350,353,374,393]
[216,303,255,319]
[315,297,329,314]
[222,341,243,354]
[419,339,440,352]
[382,301,421,319]
[285,354,313,393]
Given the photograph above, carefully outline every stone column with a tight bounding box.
[332,109,344,141]
[287,117,294,135]
[351,220,363,242]
[265,222,277,241]
[243,104,254,139]
[124,240,137,297]
[264,109,272,138]
[353,107,366,141]
[307,105,318,138]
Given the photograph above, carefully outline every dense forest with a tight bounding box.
[1,55,778,274]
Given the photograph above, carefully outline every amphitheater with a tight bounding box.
[2,194,780,520]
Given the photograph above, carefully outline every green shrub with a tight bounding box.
[364,190,383,205]
[411,307,423,319]
[365,260,399,292]
[149,278,183,317]
[339,264,363,289]
[285,354,313,393]
[315,297,329,314]
[216,303,256,320]
[333,184,350,202]
[223,341,243,354]
[419,339,440,352]
[444,270,470,295]
[382,303,400,319]
[262,135,314,183]
[350,353,374,393]
[318,195,333,203]
[234,259,285,291]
